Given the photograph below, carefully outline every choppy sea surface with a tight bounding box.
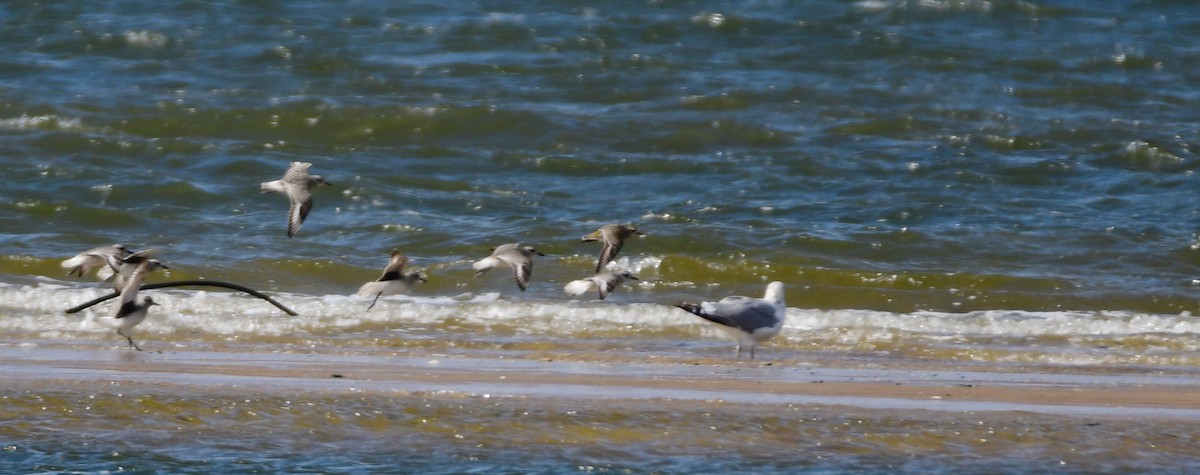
[2,0,1199,473]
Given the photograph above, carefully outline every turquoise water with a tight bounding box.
[2,0,1200,472]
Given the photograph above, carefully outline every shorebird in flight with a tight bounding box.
[357,250,426,311]
[564,270,639,300]
[261,161,331,238]
[473,243,545,291]
[581,223,642,273]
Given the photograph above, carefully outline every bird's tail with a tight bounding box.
[675,302,736,328]
[60,256,87,276]
[356,281,383,297]
[96,266,116,281]
[563,279,592,296]
[472,257,498,276]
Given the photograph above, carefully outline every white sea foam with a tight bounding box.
[3,282,1198,364]
[0,114,87,132]
[787,308,1200,338]
[123,30,170,49]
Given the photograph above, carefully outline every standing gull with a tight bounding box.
[564,270,639,300]
[261,161,331,238]
[581,223,643,273]
[61,244,130,281]
[473,243,545,291]
[97,257,162,351]
[357,250,427,311]
[674,281,787,359]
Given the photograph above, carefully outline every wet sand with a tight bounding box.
[4,345,1199,419]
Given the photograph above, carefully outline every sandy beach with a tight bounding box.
[4,343,1200,473]
[5,345,1199,418]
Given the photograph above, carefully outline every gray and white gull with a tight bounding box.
[675,281,787,359]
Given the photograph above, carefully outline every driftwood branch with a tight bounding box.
[64,280,299,316]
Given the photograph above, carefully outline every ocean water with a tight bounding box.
[2,0,1199,472]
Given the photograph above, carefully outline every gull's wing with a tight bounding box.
[701,296,779,333]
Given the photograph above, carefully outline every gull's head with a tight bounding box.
[764,281,786,304]
[619,271,639,280]
[143,296,159,307]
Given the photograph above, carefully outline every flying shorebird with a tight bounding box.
[97,257,162,351]
[357,250,427,311]
[260,161,331,238]
[581,223,643,273]
[61,244,130,281]
[564,270,639,300]
[674,281,787,360]
[472,243,545,291]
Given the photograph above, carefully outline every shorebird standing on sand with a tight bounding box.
[61,244,130,281]
[95,257,162,351]
[357,250,427,311]
[581,223,643,273]
[261,161,331,238]
[675,281,787,359]
[564,270,639,300]
[473,243,545,291]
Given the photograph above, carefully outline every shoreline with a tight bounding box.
[5,345,1199,419]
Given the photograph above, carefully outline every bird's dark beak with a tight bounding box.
[629,276,640,280]
[537,252,546,256]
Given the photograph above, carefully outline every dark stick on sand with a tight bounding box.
[64,280,299,316]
